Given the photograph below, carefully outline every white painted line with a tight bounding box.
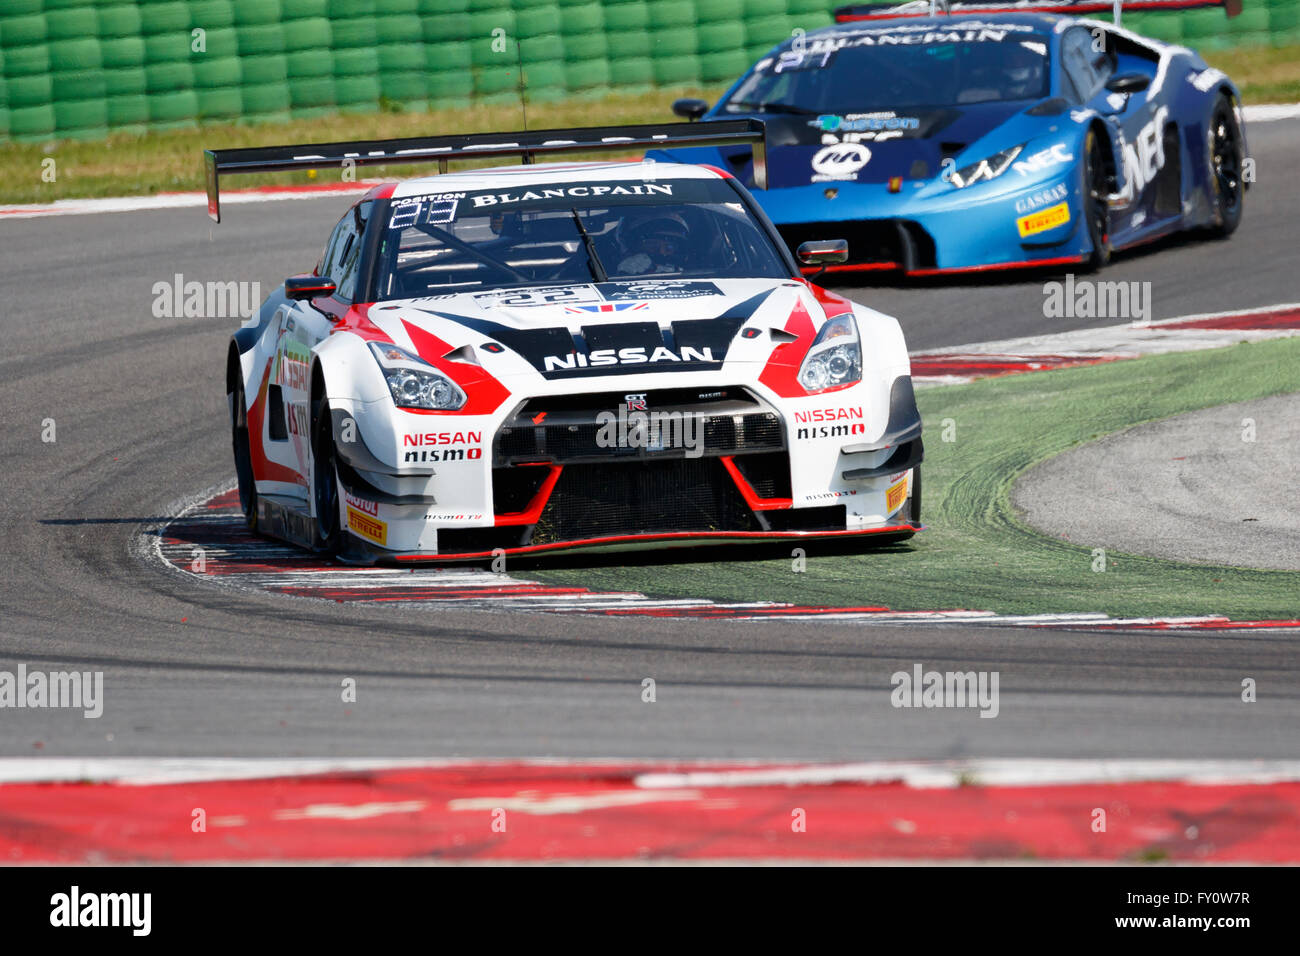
[634,759,1300,791]
[1243,103,1300,123]
[0,182,380,220]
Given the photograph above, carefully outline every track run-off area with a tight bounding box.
[1,113,1298,861]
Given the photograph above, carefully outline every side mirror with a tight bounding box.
[796,239,849,266]
[1105,73,1151,96]
[672,98,709,122]
[285,274,336,300]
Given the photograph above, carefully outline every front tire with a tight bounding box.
[311,395,343,555]
[230,376,259,532]
[1081,128,1111,272]
[1207,97,1244,238]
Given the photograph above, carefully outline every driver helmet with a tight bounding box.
[618,211,691,272]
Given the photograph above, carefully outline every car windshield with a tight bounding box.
[723,28,1051,113]
[373,177,790,301]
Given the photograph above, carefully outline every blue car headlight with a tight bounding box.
[948,144,1025,189]
[369,342,466,411]
[799,314,861,392]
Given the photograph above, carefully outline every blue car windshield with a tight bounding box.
[724,32,1051,112]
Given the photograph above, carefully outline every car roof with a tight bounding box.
[389,160,725,199]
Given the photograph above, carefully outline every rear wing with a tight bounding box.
[203,119,768,222]
[834,0,1242,21]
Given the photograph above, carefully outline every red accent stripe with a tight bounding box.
[493,464,563,527]
[246,362,307,487]
[401,321,512,415]
[907,255,1087,277]
[720,455,793,511]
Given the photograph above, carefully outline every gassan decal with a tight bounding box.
[1016,201,1070,238]
[886,475,909,512]
[600,281,722,301]
[1013,143,1073,177]
[347,507,387,545]
[811,144,872,182]
[1014,182,1068,215]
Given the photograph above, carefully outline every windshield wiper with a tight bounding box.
[570,207,608,283]
[726,100,817,116]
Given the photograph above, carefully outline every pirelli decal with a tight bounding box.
[1016,201,1070,238]
[347,506,387,545]
[886,476,908,513]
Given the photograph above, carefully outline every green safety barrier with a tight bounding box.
[1,0,1296,141]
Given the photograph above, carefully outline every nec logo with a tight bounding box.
[542,346,716,372]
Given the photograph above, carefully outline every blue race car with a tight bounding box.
[649,0,1248,277]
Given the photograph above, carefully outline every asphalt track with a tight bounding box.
[0,119,1298,760]
[1014,392,1300,571]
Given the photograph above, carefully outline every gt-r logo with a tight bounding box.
[543,346,716,372]
[625,393,647,411]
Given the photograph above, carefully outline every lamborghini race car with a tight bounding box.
[208,124,923,563]
[652,0,1248,276]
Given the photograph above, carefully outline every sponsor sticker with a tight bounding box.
[886,476,908,512]
[347,507,387,545]
[600,280,722,301]
[1014,182,1068,215]
[1012,143,1073,177]
[1016,201,1070,238]
[811,144,871,182]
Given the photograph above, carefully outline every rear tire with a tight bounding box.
[230,376,259,531]
[311,395,344,555]
[1207,97,1244,238]
[1081,128,1111,272]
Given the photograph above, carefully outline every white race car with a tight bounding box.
[210,123,924,562]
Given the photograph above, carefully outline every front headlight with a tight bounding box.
[369,342,466,411]
[948,144,1024,189]
[799,313,861,392]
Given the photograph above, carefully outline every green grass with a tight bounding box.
[2,40,1297,205]
[1205,45,1300,105]
[0,86,724,206]
[531,338,1300,619]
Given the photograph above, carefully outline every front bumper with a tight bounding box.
[758,176,1089,274]
[328,381,923,563]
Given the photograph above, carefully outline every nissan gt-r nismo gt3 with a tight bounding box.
[222,157,923,562]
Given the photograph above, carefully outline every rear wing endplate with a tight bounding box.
[203,119,767,222]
